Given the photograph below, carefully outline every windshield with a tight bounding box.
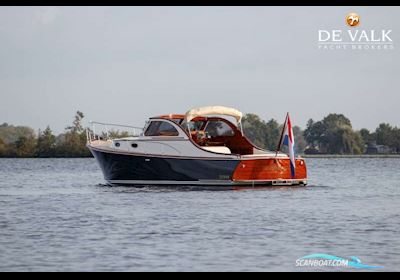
[181,120,206,133]
[189,121,205,131]
[145,121,179,137]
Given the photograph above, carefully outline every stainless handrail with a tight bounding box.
[89,121,143,130]
[87,121,144,143]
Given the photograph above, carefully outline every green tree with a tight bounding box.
[0,137,7,157]
[354,131,366,154]
[359,128,376,145]
[37,126,56,157]
[11,136,37,157]
[66,111,85,134]
[56,111,91,157]
[56,132,89,157]
[242,114,268,149]
[303,114,365,154]
[243,114,305,152]
[264,119,280,151]
[242,114,281,151]
[323,114,365,154]
[0,123,36,144]
[335,127,364,154]
[293,126,307,154]
[375,123,394,147]
[392,128,400,153]
[304,119,325,148]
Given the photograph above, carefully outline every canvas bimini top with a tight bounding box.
[185,106,243,123]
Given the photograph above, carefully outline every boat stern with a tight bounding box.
[232,157,307,186]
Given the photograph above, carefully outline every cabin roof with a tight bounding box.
[150,114,185,120]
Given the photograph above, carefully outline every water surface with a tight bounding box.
[0,158,399,271]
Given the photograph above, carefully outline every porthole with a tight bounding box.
[131,143,138,148]
[115,142,120,147]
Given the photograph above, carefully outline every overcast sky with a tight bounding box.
[0,6,399,133]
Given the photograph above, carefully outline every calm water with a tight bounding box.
[0,158,399,271]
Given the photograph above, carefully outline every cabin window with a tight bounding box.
[145,121,179,137]
[205,121,235,137]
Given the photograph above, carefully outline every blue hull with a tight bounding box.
[89,147,240,185]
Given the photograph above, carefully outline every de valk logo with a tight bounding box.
[318,13,394,51]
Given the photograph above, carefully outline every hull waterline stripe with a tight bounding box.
[107,180,307,186]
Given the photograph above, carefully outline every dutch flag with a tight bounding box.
[278,113,296,178]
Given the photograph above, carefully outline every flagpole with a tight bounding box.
[275,113,289,156]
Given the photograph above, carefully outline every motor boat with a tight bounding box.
[87,106,307,187]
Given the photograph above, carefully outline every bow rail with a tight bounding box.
[86,121,144,143]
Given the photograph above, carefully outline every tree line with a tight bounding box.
[242,113,400,155]
[0,111,91,158]
[0,111,399,158]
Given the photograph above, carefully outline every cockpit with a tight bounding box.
[146,106,256,156]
